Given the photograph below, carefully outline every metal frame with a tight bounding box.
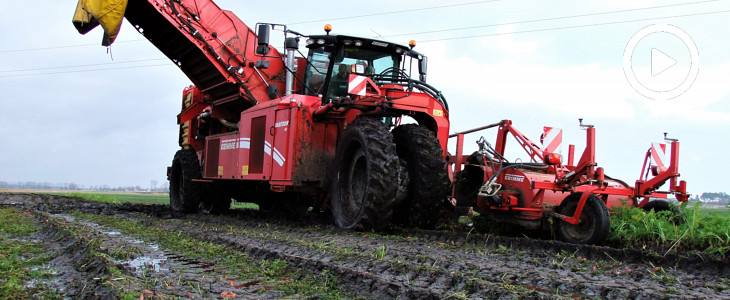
[448,119,689,225]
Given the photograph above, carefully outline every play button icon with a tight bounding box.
[623,24,699,101]
[651,48,676,77]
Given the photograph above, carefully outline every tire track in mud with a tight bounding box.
[3,193,730,299]
[26,212,124,299]
[130,215,546,299]
[3,194,341,299]
[39,212,302,299]
[150,213,727,299]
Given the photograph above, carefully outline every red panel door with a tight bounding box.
[271,108,293,181]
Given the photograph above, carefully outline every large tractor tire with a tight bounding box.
[555,192,610,245]
[391,124,450,229]
[169,149,203,213]
[331,117,399,230]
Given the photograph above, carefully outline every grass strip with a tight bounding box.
[56,192,257,209]
[69,211,347,299]
[0,207,56,299]
[608,203,730,255]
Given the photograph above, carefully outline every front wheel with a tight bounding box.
[555,193,610,245]
[330,117,399,230]
[169,149,203,213]
[391,124,450,229]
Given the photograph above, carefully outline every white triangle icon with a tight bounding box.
[651,48,677,76]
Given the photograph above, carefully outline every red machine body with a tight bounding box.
[124,0,286,108]
[78,0,451,231]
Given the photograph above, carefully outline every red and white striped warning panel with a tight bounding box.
[348,74,367,96]
[540,126,563,154]
[650,142,667,172]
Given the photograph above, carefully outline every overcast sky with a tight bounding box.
[0,0,728,195]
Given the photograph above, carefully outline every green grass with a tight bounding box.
[699,208,730,220]
[0,207,57,299]
[3,190,269,210]
[58,192,259,210]
[608,203,730,255]
[62,192,169,205]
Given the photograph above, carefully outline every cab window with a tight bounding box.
[304,49,332,96]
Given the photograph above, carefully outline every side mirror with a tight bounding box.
[418,56,428,81]
[256,24,270,55]
[267,84,279,99]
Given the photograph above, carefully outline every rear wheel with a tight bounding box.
[277,193,311,216]
[392,124,450,229]
[259,192,311,216]
[199,185,231,214]
[169,149,203,213]
[331,117,399,230]
[556,193,610,245]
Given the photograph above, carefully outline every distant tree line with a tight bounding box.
[0,181,169,193]
[690,192,730,205]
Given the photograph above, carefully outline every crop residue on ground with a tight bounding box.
[0,192,728,299]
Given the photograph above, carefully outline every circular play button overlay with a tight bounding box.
[623,24,699,101]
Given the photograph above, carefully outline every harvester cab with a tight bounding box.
[296,30,441,112]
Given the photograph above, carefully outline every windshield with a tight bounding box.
[325,47,403,99]
[303,42,423,100]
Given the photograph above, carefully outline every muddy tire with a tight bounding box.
[556,193,610,245]
[169,149,203,213]
[331,117,399,230]
[643,200,685,224]
[199,186,231,214]
[391,124,450,229]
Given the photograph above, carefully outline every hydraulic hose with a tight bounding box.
[219,119,239,129]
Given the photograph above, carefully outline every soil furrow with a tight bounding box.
[159,213,726,299]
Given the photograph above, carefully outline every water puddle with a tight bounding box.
[115,241,169,275]
[128,256,166,273]
[51,213,223,278]
[53,213,170,275]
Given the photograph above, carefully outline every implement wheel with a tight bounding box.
[642,200,685,224]
[556,193,610,245]
[392,124,450,229]
[331,117,399,230]
[169,149,203,213]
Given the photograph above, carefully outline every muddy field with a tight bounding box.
[1,193,728,299]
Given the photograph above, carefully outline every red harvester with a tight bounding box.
[74,0,450,231]
[73,0,689,244]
